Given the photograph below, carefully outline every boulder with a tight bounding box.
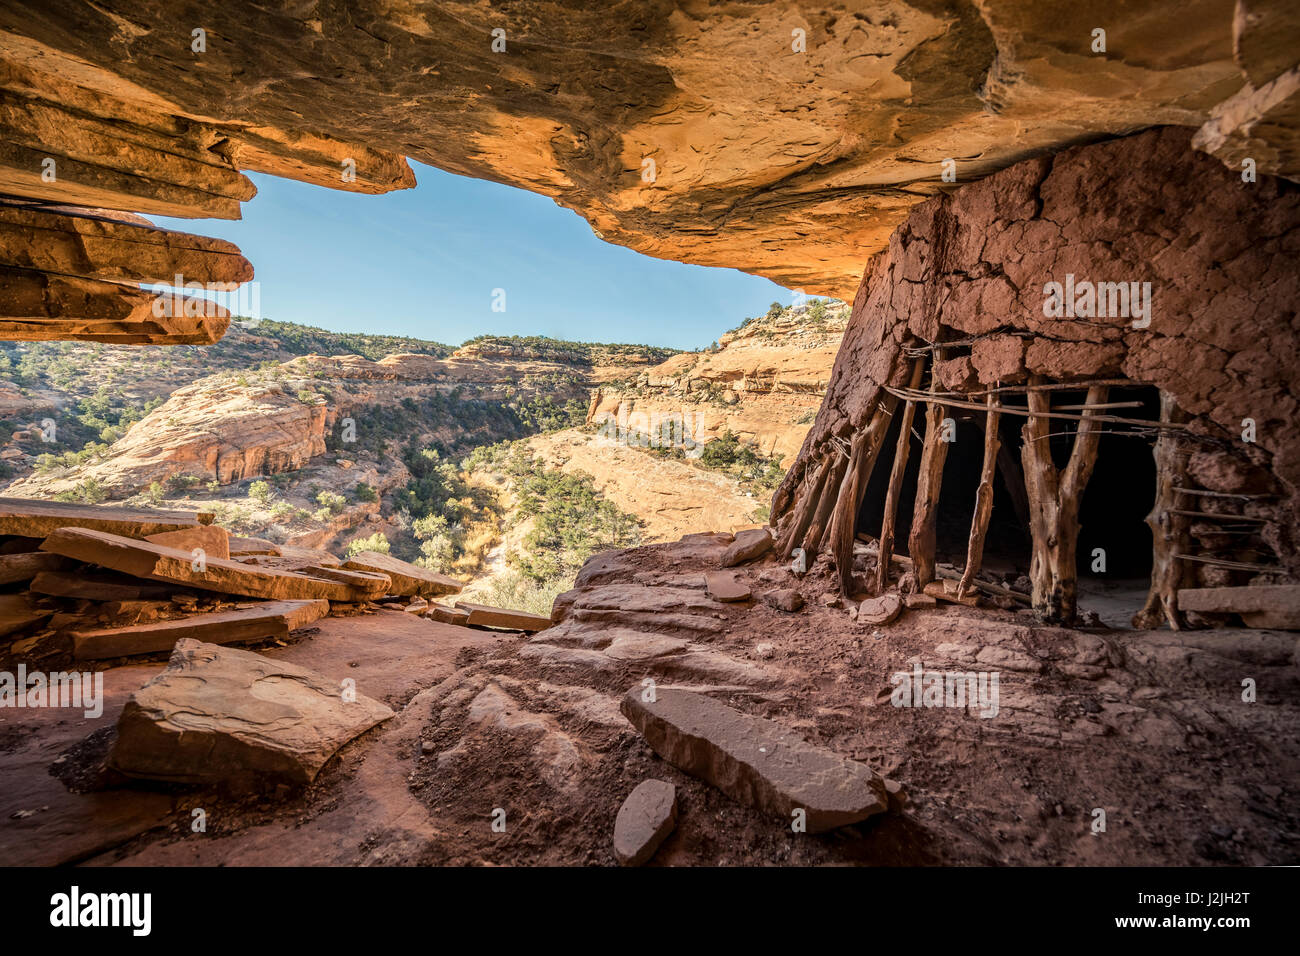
[720,528,773,568]
[621,687,888,832]
[761,588,804,612]
[613,779,678,866]
[109,638,394,786]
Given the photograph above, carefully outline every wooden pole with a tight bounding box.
[875,359,925,592]
[1134,392,1190,629]
[907,381,951,589]
[1020,379,1108,622]
[829,397,898,595]
[775,454,829,559]
[957,393,1002,598]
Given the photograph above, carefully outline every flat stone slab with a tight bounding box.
[344,550,461,597]
[705,570,752,602]
[614,779,677,865]
[72,598,328,660]
[720,528,773,568]
[28,570,176,602]
[1179,585,1300,629]
[109,638,394,787]
[426,603,470,626]
[144,524,230,560]
[621,687,887,832]
[0,592,51,638]
[0,496,212,538]
[41,527,385,602]
[228,535,281,556]
[0,551,64,585]
[456,601,551,633]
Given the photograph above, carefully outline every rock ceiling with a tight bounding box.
[0,0,1296,327]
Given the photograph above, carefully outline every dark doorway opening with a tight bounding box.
[855,401,1033,583]
[1072,384,1160,626]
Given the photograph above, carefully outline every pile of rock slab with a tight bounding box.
[0,497,520,666]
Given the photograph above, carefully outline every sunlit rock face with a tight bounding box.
[1,0,1294,301]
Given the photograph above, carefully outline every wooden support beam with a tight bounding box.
[828,397,899,595]
[1134,393,1192,629]
[1020,378,1108,622]
[801,454,847,556]
[875,359,925,592]
[958,393,1002,598]
[775,454,829,559]
[907,382,950,589]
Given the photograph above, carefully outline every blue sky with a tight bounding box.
[153,162,793,351]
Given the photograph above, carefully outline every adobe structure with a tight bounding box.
[771,126,1300,625]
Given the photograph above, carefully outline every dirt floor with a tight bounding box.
[2,534,1297,866]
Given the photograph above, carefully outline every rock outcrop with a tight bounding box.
[587,303,847,466]
[1,0,1297,318]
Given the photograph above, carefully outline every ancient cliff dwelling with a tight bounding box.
[0,0,1296,919]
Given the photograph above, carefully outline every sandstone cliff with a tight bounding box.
[589,302,847,466]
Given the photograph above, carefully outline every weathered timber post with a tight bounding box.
[957,393,1002,598]
[1133,391,1191,629]
[1021,379,1108,621]
[876,358,926,592]
[907,377,950,589]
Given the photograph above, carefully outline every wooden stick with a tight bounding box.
[801,454,847,555]
[1174,553,1283,572]
[1172,487,1274,500]
[1053,384,1108,620]
[958,393,1001,598]
[775,455,828,558]
[875,359,925,591]
[1019,380,1108,621]
[881,385,1187,430]
[830,396,899,595]
[873,549,1032,605]
[1168,510,1267,523]
[1021,376,1060,616]
[906,377,951,589]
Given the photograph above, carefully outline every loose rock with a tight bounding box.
[621,687,887,832]
[613,779,677,866]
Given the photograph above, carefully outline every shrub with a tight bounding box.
[354,481,379,503]
[315,490,346,515]
[248,480,273,504]
[345,532,390,558]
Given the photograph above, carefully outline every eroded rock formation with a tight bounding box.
[771,126,1299,622]
[0,0,1297,337]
